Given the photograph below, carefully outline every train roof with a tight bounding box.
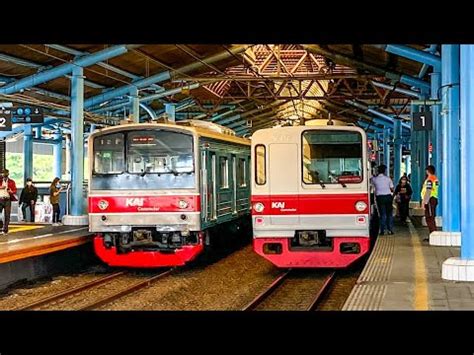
[90,120,251,146]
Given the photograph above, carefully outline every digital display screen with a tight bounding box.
[131,136,155,144]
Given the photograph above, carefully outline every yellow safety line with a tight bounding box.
[408,222,429,310]
[8,225,44,233]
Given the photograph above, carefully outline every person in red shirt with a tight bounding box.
[0,169,18,236]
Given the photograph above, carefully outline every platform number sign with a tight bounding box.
[0,107,12,131]
[413,111,433,131]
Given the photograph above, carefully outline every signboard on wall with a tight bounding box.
[11,105,44,124]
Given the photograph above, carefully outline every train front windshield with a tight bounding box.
[302,130,363,185]
[91,130,195,190]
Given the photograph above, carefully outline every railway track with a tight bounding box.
[243,269,336,311]
[16,269,173,310]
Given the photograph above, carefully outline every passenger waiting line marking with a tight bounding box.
[0,227,88,245]
[408,221,429,310]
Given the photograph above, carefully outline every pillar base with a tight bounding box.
[422,216,443,227]
[62,215,88,226]
[429,231,461,246]
[442,257,474,281]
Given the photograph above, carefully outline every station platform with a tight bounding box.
[343,219,471,310]
[0,223,94,290]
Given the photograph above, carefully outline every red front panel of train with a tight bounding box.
[251,193,369,215]
[89,195,201,213]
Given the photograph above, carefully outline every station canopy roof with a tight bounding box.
[0,44,434,136]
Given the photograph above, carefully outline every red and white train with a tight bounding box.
[251,125,374,268]
[88,120,251,268]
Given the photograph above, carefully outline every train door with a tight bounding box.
[268,143,300,225]
[201,150,208,223]
[210,152,217,220]
[232,154,237,214]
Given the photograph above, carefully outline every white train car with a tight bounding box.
[251,125,373,268]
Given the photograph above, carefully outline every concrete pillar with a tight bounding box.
[23,125,34,181]
[393,119,402,182]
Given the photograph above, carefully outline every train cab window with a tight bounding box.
[93,133,125,174]
[219,156,229,188]
[302,130,363,185]
[255,145,266,185]
[237,158,247,187]
[127,131,194,175]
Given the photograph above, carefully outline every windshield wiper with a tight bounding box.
[140,169,147,177]
[319,181,326,189]
[338,181,347,188]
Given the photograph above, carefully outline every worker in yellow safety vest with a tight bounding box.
[421,165,439,239]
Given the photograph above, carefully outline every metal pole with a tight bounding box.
[129,86,140,123]
[410,103,421,201]
[53,133,62,179]
[430,70,442,217]
[441,44,461,233]
[383,128,390,176]
[23,125,34,181]
[393,120,402,181]
[70,67,85,216]
[165,104,176,122]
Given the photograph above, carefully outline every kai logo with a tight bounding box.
[125,198,144,207]
[272,202,285,209]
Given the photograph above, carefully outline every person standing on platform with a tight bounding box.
[19,178,38,222]
[394,175,413,224]
[371,164,395,235]
[421,165,439,239]
[0,169,17,236]
[49,177,63,226]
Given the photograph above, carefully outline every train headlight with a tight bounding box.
[254,202,265,213]
[98,200,109,210]
[178,200,189,209]
[355,201,367,212]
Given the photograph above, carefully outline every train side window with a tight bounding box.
[255,145,266,185]
[220,156,229,188]
[237,158,247,187]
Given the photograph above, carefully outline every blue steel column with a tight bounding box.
[410,104,421,201]
[23,125,33,180]
[460,45,474,258]
[129,87,139,123]
[165,104,176,122]
[441,45,461,233]
[393,119,402,181]
[53,133,62,178]
[70,67,85,216]
[383,128,390,174]
[430,70,442,216]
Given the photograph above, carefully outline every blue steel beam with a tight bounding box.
[441,45,461,233]
[460,45,474,258]
[384,45,441,71]
[0,45,135,95]
[383,128,391,174]
[418,45,439,78]
[0,53,104,91]
[44,45,166,93]
[83,46,249,109]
